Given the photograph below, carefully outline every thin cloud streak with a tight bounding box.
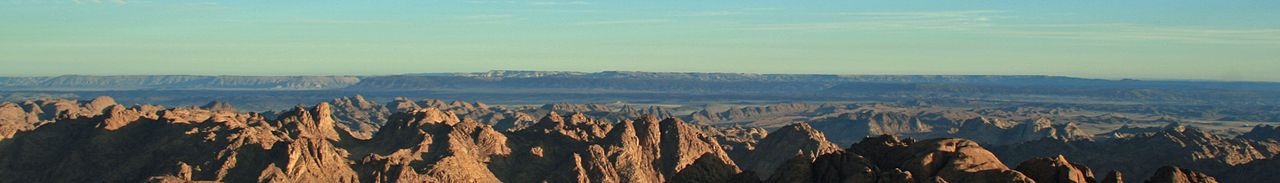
[576,19,670,26]
[991,24,1280,44]
[735,10,1280,45]
[736,10,996,31]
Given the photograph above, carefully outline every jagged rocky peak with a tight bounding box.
[399,108,462,127]
[200,100,237,112]
[803,150,880,183]
[735,122,842,179]
[96,104,146,131]
[848,135,915,171]
[1145,166,1217,183]
[448,100,473,109]
[275,102,341,141]
[653,117,740,179]
[327,95,391,139]
[1009,118,1092,143]
[541,103,611,113]
[688,103,827,124]
[849,135,1034,182]
[1102,170,1124,183]
[87,96,118,112]
[807,109,932,145]
[349,95,373,108]
[992,122,1280,183]
[699,125,766,157]
[900,138,1033,182]
[617,104,676,120]
[527,111,613,141]
[1014,155,1096,183]
[359,108,510,182]
[0,102,42,140]
[670,153,743,183]
[540,111,566,124]
[387,97,422,111]
[1242,124,1280,141]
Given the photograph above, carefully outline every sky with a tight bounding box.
[1,1,1278,81]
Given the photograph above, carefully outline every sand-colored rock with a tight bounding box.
[1145,166,1217,183]
[737,122,842,179]
[1014,155,1096,183]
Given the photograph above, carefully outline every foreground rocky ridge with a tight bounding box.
[0,97,1269,183]
[992,125,1280,183]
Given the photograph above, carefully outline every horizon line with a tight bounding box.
[1,70,1277,84]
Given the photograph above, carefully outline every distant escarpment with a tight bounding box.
[1,75,360,90]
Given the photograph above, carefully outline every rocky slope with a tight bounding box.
[1241,125,1280,141]
[732,123,841,179]
[0,97,1268,183]
[0,97,751,182]
[992,126,1280,182]
[808,109,1092,146]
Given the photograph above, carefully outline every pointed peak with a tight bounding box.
[779,122,817,132]
[1032,118,1052,124]
[201,100,237,112]
[639,114,661,123]
[659,117,686,127]
[567,112,590,124]
[408,108,460,126]
[542,111,565,123]
[1163,122,1188,132]
[87,96,118,110]
[313,102,332,114]
[90,96,116,104]
[1053,154,1070,164]
[273,102,341,140]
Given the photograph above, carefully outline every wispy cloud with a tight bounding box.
[459,14,526,24]
[735,10,1280,45]
[465,0,589,6]
[72,0,127,5]
[674,7,784,17]
[993,24,1280,44]
[680,11,745,17]
[837,10,1003,19]
[294,19,404,26]
[217,19,406,26]
[737,10,998,31]
[529,1,588,6]
[577,19,670,26]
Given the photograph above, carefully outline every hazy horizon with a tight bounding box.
[4,70,1277,84]
[3,1,1278,81]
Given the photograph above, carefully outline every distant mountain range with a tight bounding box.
[4,70,1277,91]
[0,75,361,90]
[5,71,1279,108]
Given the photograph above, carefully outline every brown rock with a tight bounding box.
[1145,166,1217,183]
[1102,170,1124,183]
[1014,155,1096,183]
[737,122,842,179]
[809,151,878,183]
[671,153,742,183]
[850,136,1035,183]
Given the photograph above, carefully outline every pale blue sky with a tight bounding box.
[1,1,1278,81]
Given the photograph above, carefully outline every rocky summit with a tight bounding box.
[0,97,1269,183]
